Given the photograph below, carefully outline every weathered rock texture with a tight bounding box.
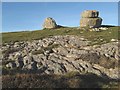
[81,10,99,18]
[80,10,102,28]
[43,17,57,29]
[2,35,119,79]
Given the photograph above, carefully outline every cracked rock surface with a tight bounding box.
[2,35,119,79]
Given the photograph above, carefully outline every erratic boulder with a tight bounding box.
[43,17,58,29]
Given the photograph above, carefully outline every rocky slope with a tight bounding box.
[2,35,119,79]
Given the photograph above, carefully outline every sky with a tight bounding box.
[2,2,118,32]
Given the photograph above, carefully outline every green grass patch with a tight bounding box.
[2,27,119,45]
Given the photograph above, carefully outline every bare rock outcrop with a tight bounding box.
[2,35,119,79]
[80,10,102,28]
[81,10,99,18]
[43,17,58,29]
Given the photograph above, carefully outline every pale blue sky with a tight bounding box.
[2,2,118,32]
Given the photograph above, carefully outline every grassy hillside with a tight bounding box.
[2,26,119,44]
